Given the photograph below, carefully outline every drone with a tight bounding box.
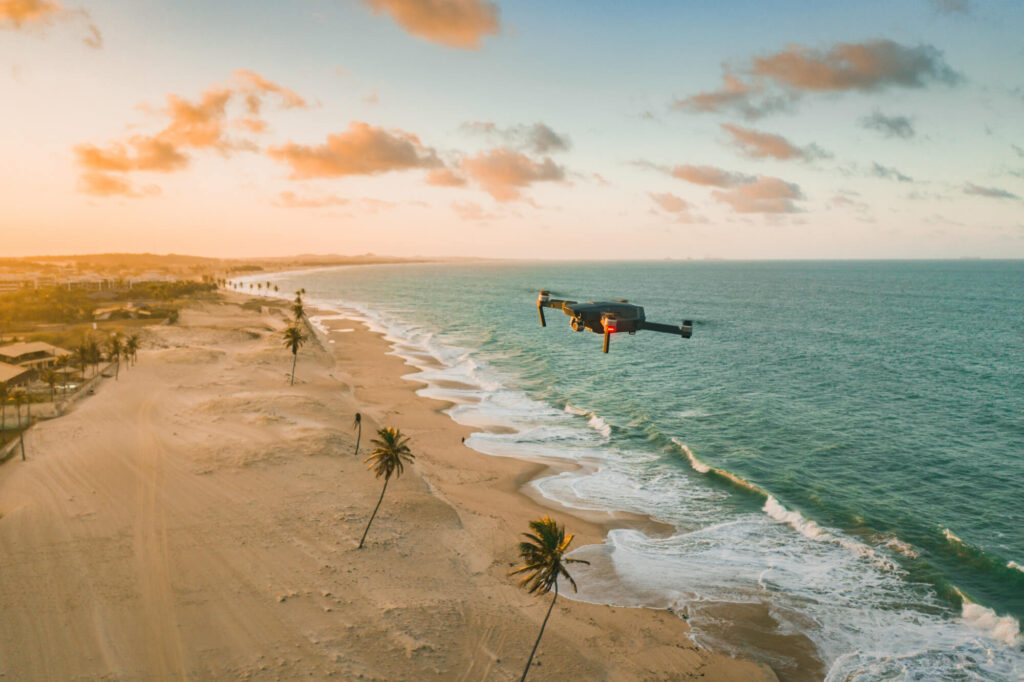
[537,290,693,353]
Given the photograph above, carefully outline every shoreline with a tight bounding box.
[0,294,784,680]
[306,298,820,680]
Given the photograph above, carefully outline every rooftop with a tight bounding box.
[0,361,31,384]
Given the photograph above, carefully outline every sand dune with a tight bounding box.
[0,299,776,680]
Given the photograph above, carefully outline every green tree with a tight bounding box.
[282,325,306,386]
[509,516,590,681]
[358,427,414,549]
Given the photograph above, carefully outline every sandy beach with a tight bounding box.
[0,295,779,681]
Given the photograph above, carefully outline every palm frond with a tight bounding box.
[509,516,590,595]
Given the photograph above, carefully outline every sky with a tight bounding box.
[1,0,1023,259]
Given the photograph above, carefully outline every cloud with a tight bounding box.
[669,164,754,187]
[648,192,690,213]
[675,39,959,119]
[268,121,441,179]
[649,160,803,214]
[461,121,570,154]
[361,0,499,49]
[234,69,308,111]
[964,183,1019,200]
[451,200,498,221]
[460,147,565,201]
[870,162,913,182]
[673,74,793,120]
[1013,144,1024,158]
[711,176,803,213]
[860,110,915,139]
[2,0,103,47]
[425,167,467,186]
[0,0,60,27]
[928,0,970,14]
[75,136,189,172]
[81,20,100,48]
[78,172,159,198]
[74,72,306,196]
[720,123,828,160]
[274,191,349,208]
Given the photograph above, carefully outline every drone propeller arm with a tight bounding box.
[639,320,694,338]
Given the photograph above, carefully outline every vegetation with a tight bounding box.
[0,280,214,329]
[282,325,306,386]
[510,516,590,681]
[359,427,414,549]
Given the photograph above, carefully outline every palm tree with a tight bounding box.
[353,412,362,455]
[0,382,8,434]
[282,325,306,386]
[72,342,89,379]
[42,369,59,402]
[510,516,590,681]
[358,427,414,549]
[292,301,305,321]
[10,388,27,460]
[108,335,123,379]
[125,334,140,366]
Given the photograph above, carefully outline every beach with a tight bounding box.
[0,296,777,681]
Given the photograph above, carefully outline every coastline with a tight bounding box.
[0,294,782,680]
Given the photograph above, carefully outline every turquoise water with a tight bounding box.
[257,261,1023,680]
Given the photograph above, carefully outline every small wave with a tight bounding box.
[764,495,832,543]
[673,439,711,473]
[960,600,1022,647]
[1008,560,1024,573]
[677,409,709,419]
[881,536,920,559]
[588,414,612,438]
[562,403,612,438]
[671,439,765,495]
[943,528,965,546]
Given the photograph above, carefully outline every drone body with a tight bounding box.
[537,291,692,353]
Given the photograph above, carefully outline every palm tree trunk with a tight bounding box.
[355,421,361,455]
[358,477,390,549]
[290,352,297,386]
[519,584,558,682]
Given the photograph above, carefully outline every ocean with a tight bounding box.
[254,260,1023,680]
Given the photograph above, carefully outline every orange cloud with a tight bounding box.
[425,167,467,187]
[675,40,959,118]
[75,136,189,172]
[648,192,690,213]
[752,40,959,92]
[451,200,497,221]
[268,122,441,179]
[720,123,828,161]
[234,69,308,112]
[78,172,159,198]
[669,164,753,187]
[711,176,803,213]
[0,0,60,27]
[362,0,500,49]
[460,148,564,201]
[73,72,306,197]
[274,191,350,208]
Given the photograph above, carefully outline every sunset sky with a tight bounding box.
[2,0,1023,259]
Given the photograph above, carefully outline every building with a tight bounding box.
[0,342,73,371]
[0,361,31,387]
